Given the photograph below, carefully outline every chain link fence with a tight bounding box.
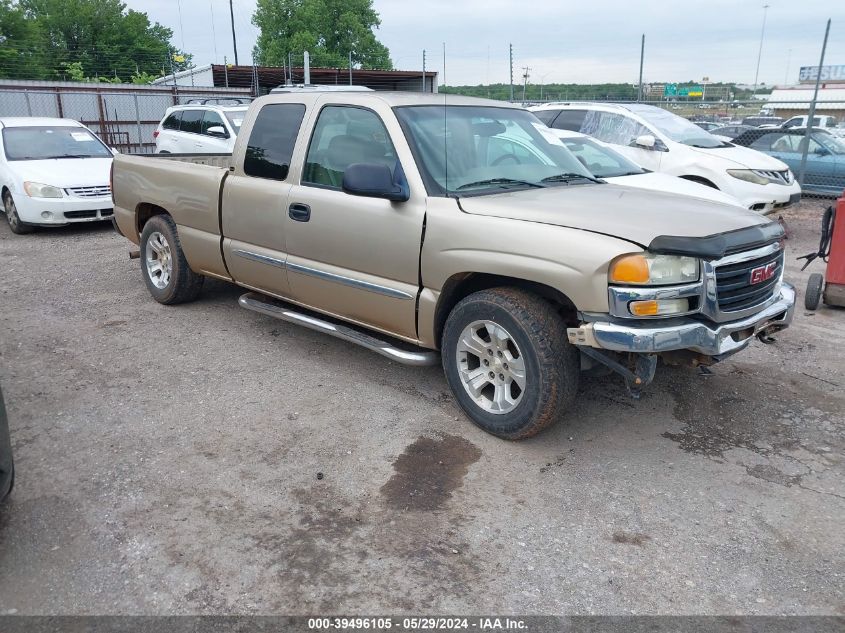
[0,84,253,154]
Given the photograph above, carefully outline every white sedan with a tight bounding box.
[550,128,744,206]
[1,117,114,234]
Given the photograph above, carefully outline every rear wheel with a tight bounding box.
[139,214,204,304]
[805,273,824,310]
[3,192,34,235]
[442,288,579,440]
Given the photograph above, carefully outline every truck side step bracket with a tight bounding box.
[238,292,440,367]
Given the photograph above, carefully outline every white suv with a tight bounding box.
[530,102,802,213]
[154,100,250,154]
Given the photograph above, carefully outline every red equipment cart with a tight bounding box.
[802,189,845,309]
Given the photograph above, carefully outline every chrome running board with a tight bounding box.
[238,292,440,367]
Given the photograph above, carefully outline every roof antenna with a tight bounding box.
[443,41,448,195]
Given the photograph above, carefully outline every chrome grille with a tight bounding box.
[751,169,792,185]
[715,249,783,313]
[65,185,111,198]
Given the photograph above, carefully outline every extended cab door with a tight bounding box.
[221,102,308,297]
[283,102,425,341]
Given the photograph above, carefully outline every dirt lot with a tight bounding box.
[0,200,842,615]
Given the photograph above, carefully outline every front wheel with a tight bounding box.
[139,214,204,304]
[3,192,34,235]
[442,288,579,440]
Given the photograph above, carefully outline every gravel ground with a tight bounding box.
[0,200,842,616]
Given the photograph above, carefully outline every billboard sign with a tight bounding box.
[799,65,845,83]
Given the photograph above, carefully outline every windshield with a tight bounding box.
[630,106,725,148]
[2,126,112,161]
[394,106,596,196]
[225,110,247,133]
[560,137,644,178]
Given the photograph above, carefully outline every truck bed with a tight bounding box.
[112,153,230,281]
[137,152,233,169]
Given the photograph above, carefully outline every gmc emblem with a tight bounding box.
[749,262,777,285]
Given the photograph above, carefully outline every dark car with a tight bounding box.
[0,385,13,502]
[733,127,845,196]
[710,124,753,140]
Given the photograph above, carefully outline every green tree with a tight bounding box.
[2,0,190,81]
[0,0,47,78]
[253,0,391,70]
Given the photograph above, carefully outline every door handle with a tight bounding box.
[289,203,311,222]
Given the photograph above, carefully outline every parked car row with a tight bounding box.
[530,102,801,213]
[5,94,844,237]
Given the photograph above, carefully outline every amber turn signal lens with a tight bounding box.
[609,254,650,284]
[630,298,690,316]
[630,300,659,316]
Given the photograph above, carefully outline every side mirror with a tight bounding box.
[342,163,409,202]
[634,134,656,149]
[206,125,229,138]
[814,146,830,156]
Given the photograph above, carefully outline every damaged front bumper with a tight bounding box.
[568,283,796,358]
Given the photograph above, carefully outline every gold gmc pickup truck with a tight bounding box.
[112,92,795,439]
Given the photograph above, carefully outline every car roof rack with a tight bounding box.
[183,97,252,106]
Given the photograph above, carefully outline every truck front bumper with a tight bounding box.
[569,283,795,357]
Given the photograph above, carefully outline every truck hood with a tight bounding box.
[457,183,771,247]
[7,157,113,188]
[688,143,789,171]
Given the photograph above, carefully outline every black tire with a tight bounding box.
[805,273,824,311]
[441,287,579,440]
[139,214,204,304]
[3,192,34,235]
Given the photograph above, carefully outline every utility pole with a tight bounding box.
[798,18,831,185]
[752,4,770,95]
[229,0,239,66]
[422,49,426,92]
[637,34,645,102]
[349,51,353,85]
[509,43,514,102]
[522,66,530,103]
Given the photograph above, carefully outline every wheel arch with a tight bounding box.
[433,272,579,347]
[135,202,171,236]
[680,175,720,189]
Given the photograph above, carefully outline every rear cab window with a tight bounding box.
[243,103,307,180]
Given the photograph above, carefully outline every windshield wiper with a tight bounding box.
[50,154,94,159]
[541,172,602,184]
[455,178,545,191]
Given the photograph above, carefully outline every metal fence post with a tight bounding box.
[24,90,32,116]
[798,18,831,186]
[133,93,143,154]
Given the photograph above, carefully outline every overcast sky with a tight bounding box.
[135,0,845,86]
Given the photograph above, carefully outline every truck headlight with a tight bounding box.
[609,253,699,286]
[23,182,63,198]
[727,169,769,185]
